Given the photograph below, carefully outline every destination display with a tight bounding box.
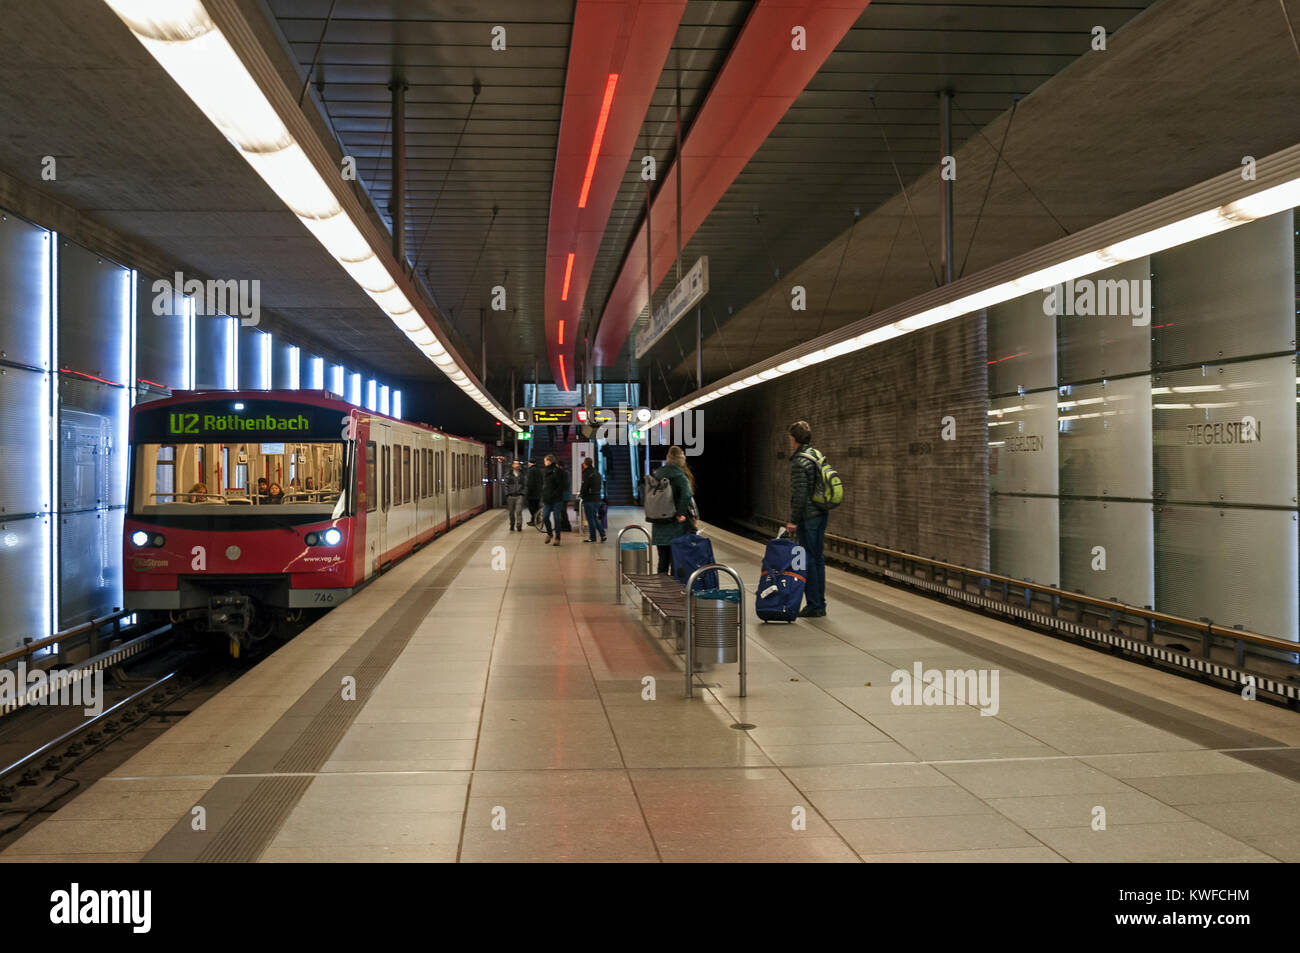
[134,399,346,443]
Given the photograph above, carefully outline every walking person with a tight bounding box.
[503,459,526,531]
[580,458,605,543]
[541,453,567,545]
[649,446,695,574]
[784,420,828,618]
[524,460,544,528]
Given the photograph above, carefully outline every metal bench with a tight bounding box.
[615,525,747,697]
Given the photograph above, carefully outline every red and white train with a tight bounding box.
[124,389,487,655]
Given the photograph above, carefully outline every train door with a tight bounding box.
[371,422,389,571]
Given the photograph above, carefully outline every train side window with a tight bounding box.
[365,441,376,513]
[403,446,411,504]
[382,445,389,511]
[437,451,443,495]
[423,449,431,499]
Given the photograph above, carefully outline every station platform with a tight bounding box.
[5,508,1300,864]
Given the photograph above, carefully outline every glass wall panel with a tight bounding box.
[1056,257,1152,383]
[58,240,129,384]
[1058,376,1153,499]
[1155,504,1297,641]
[1060,499,1154,607]
[990,494,1059,586]
[0,213,50,370]
[1152,211,1294,368]
[989,392,1058,496]
[1152,355,1296,507]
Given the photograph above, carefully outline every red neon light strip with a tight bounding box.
[561,252,575,301]
[578,73,619,209]
[558,320,565,346]
[558,354,568,391]
[62,368,123,387]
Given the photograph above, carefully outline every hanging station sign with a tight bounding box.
[634,256,709,359]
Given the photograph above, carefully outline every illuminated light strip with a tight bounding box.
[577,73,619,209]
[558,320,565,346]
[647,171,1300,429]
[561,252,575,301]
[558,354,568,392]
[101,0,520,431]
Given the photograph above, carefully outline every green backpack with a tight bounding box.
[798,448,844,510]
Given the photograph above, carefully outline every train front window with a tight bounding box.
[132,440,348,517]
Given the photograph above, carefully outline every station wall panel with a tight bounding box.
[58,240,129,384]
[990,493,1059,587]
[135,272,186,391]
[1152,355,1296,507]
[1059,499,1154,609]
[58,376,128,511]
[194,315,235,389]
[272,338,298,389]
[0,367,50,517]
[238,325,267,390]
[0,516,51,651]
[1058,376,1153,500]
[0,212,50,371]
[1056,257,1152,384]
[58,508,123,629]
[988,391,1058,496]
[987,291,1056,396]
[1155,504,1297,641]
[1152,211,1294,368]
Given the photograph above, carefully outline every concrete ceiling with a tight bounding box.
[3,0,1286,425]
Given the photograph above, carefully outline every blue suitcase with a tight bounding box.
[755,534,805,622]
[671,533,719,591]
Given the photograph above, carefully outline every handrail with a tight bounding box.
[615,524,652,603]
[752,514,1295,656]
[0,609,133,668]
[684,563,746,699]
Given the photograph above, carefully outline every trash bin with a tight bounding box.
[620,541,649,576]
[692,588,740,664]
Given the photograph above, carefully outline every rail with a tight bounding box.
[744,513,1300,703]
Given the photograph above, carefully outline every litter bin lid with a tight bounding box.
[620,542,648,550]
[693,588,740,602]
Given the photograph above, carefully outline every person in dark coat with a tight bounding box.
[503,460,526,531]
[540,454,567,545]
[524,460,544,527]
[649,445,695,574]
[785,419,827,617]
[580,458,605,543]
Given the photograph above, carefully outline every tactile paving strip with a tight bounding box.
[142,520,496,863]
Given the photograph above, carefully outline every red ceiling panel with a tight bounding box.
[591,0,871,368]
[545,0,688,389]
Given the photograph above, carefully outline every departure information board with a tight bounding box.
[530,408,575,425]
[512,407,649,426]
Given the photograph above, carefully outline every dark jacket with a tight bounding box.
[503,470,525,497]
[649,463,695,546]
[580,466,602,502]
[789,442,820,523]
[524,465,544,498]
[541,463,567,504]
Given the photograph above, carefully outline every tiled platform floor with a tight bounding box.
[5,507,1300,862]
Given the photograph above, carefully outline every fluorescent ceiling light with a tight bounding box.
[102,0,512,427]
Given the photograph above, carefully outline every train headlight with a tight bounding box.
[151,534,166,547]
[322,528,343,546]
[131,531,150,547]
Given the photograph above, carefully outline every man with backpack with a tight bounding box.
[785,420,837,618]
